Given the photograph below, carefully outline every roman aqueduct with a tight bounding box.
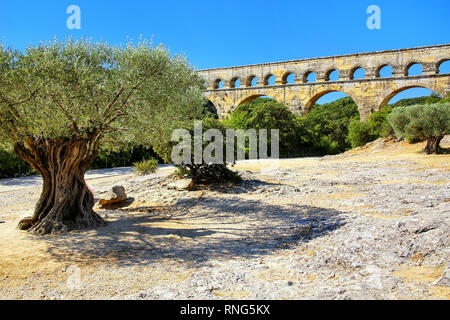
[198,44,450,120]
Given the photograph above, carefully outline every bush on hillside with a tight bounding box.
[387,102,450,154]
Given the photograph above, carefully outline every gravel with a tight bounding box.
[0,148,448,300]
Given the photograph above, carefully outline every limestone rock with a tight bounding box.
[98,186,127,207]
[167,179,195,191]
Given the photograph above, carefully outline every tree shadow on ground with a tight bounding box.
[193,178,283,194]
[38,195,346,267]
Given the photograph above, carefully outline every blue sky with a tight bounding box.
[1,0,449,104]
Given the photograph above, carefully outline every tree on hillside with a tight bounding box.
[224,98,301,157]
[298,97,359,155]
[0,39,206,234]
[387,102,449,154]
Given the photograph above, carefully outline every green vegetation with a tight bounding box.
[223,98,300,157]
[347,105,394,148]
[91,145,160,170]
[295,97,359,155]
[134,158,159,175]
[172,117,242,184]
[224,97,359,157]
[0,149,36,178]
[224,94,447,155]
[347,93,445,148]
[387,102,450,154]
[0,36,447,237]
[0,39,205,234]
[0,144,160,178]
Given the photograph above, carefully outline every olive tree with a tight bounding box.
[171,117,242,184]
[0,39,206,234]
[387,102,449,154]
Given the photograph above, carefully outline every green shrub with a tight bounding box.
[185,163,242,184]
[297,97,360,155]
[425,93,442,104]
[0,149,36,178]
[387,102,450,154]
[174,165,189,178]
[170,118,242,184]
[224,98,301,157]
[347,120,379,148]
[134,158,159,175]
[91,145,160,169]
[225,96,360,157]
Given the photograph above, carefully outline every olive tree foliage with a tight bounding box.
[172,118,242,184]
[0,39,206,234]
[387,102,450,154]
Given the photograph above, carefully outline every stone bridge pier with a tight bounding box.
[197,44,450,121]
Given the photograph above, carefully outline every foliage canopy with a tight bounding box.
[387,102,449,154]
[0,39,206,151]
[0,39,207,234]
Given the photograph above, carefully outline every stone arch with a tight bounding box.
[349,66,365,80]
[325,68,339,81]
[375,64,393,78]
[405,62,423,76]
[230,77,240,88]
[263,73,276,86]
[302,70,316,83]
[437,59,450,74]
[237,94,266,106]
[246,75,258,87]
[304,88,358,113]
[237,93,286,107]
[203,100,219,118]
[213,78,224,89]
[378,85,440,109]
[281,71,296,84]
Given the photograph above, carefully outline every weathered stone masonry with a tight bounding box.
[198,44,450,120]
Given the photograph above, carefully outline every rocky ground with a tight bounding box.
[0,138,449,300]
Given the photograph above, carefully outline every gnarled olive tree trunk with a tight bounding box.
[424,135,444,154]
[14,136,106,235]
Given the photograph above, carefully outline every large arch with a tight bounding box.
[378,85,439,108]
[203,100,219,118]
[237,94,265,106]
[304,89,358,113]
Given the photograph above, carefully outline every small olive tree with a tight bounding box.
[168,117,242,184]
[387,102,449,154]
[0,39,206,234]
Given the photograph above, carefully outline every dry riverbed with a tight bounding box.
[0,138,449,300]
